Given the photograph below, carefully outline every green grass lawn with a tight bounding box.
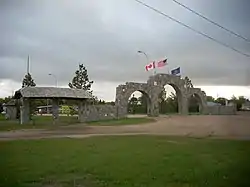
[0,115,79,131]
[0,136,250,187]
[87,117,155,126]
[0,115,154,131]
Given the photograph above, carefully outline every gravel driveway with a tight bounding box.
[1,113,250,140]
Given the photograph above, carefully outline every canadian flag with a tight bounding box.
[145,62,155,71]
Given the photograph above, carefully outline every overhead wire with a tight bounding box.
[172,0,250,43]
[134,0,250,58]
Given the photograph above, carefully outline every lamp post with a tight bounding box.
[137,50,156,75]
[48,73,58,87]
[137,50,149,63]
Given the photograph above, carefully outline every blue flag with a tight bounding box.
[171,67,180,75]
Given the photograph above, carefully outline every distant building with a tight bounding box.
[3,100,17,120]
[207,101,221,106]
[241,101,250,111]
[227,101,235,106]
[36,105,78,114]
[36,105,53,114]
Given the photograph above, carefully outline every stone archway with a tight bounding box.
[186,88,207,114]
[115,82,154,118]
[115,74,207,117]
[147,74,188,115]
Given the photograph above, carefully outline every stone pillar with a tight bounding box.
[149,102,159,117]
[115,97,127,119]
[52,98,59,122]
[78,100,87,123]
[200,103,206,114]
[180,97,188,115]
[20,98,30,124]
[148,92,159,117]
[200,98,207,115]
[147,102,151,116]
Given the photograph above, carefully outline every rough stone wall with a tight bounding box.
[204,105,237,115]
[78,73,235,122]
[80,104,117,122]
[147,74,188,115]
[52,98,59,121]
[115,74,210,117]
[186,87,207,114]
[115,74,206,117]
[115,82,157,118]
[20,98,30,124]
[5,106,17,120]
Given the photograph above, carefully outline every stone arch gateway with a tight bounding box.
[115,73,207,117]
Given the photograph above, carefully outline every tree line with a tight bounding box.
[127,92,249,114]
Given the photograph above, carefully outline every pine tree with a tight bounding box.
[69,64,93,93]
[184,76,193,88]
[22,73,36,88]
[21,73,36,118]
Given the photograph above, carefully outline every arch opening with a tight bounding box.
[158,84,181,114]
[188,93,202,114]
[127,90,151,115]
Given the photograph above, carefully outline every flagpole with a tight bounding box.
[27,55,30,74]
[154,62,157,76]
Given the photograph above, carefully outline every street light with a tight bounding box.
[138,50,156,75]
[137,50,149,63]
[48,73,57,87]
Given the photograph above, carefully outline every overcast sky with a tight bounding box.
[0,0,250,100]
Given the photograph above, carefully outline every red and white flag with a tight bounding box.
[156,58,167,68]
[145,62,155,71]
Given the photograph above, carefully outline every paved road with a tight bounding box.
[1,114,250,141]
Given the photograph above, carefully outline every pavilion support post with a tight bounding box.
[78,99,87,123]
[52,98,59,123]
[20,98,30,124]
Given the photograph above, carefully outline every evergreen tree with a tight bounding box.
[68,64,93,93]
[21,73,36,117]
[128,94,138,114]
[22,73,36,88]
[184,76,193,88]
[0,103,3,113]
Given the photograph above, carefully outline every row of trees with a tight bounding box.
[21,63,94,92]
[206,95,249,111]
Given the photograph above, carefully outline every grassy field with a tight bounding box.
[87,117,155,126]
[0,114,79,131]
[0,136,250,187]
[0,114,154,131]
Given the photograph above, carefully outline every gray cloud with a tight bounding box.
[0,0,250,88]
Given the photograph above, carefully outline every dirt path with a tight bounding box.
[1,114,250,140]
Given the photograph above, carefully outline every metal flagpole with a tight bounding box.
[27,55,30,74]
[154,62,157,76]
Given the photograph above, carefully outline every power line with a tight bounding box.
[172,0,250,43]
[134,0,250,58]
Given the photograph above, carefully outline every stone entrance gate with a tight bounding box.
[115,73,207,117]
